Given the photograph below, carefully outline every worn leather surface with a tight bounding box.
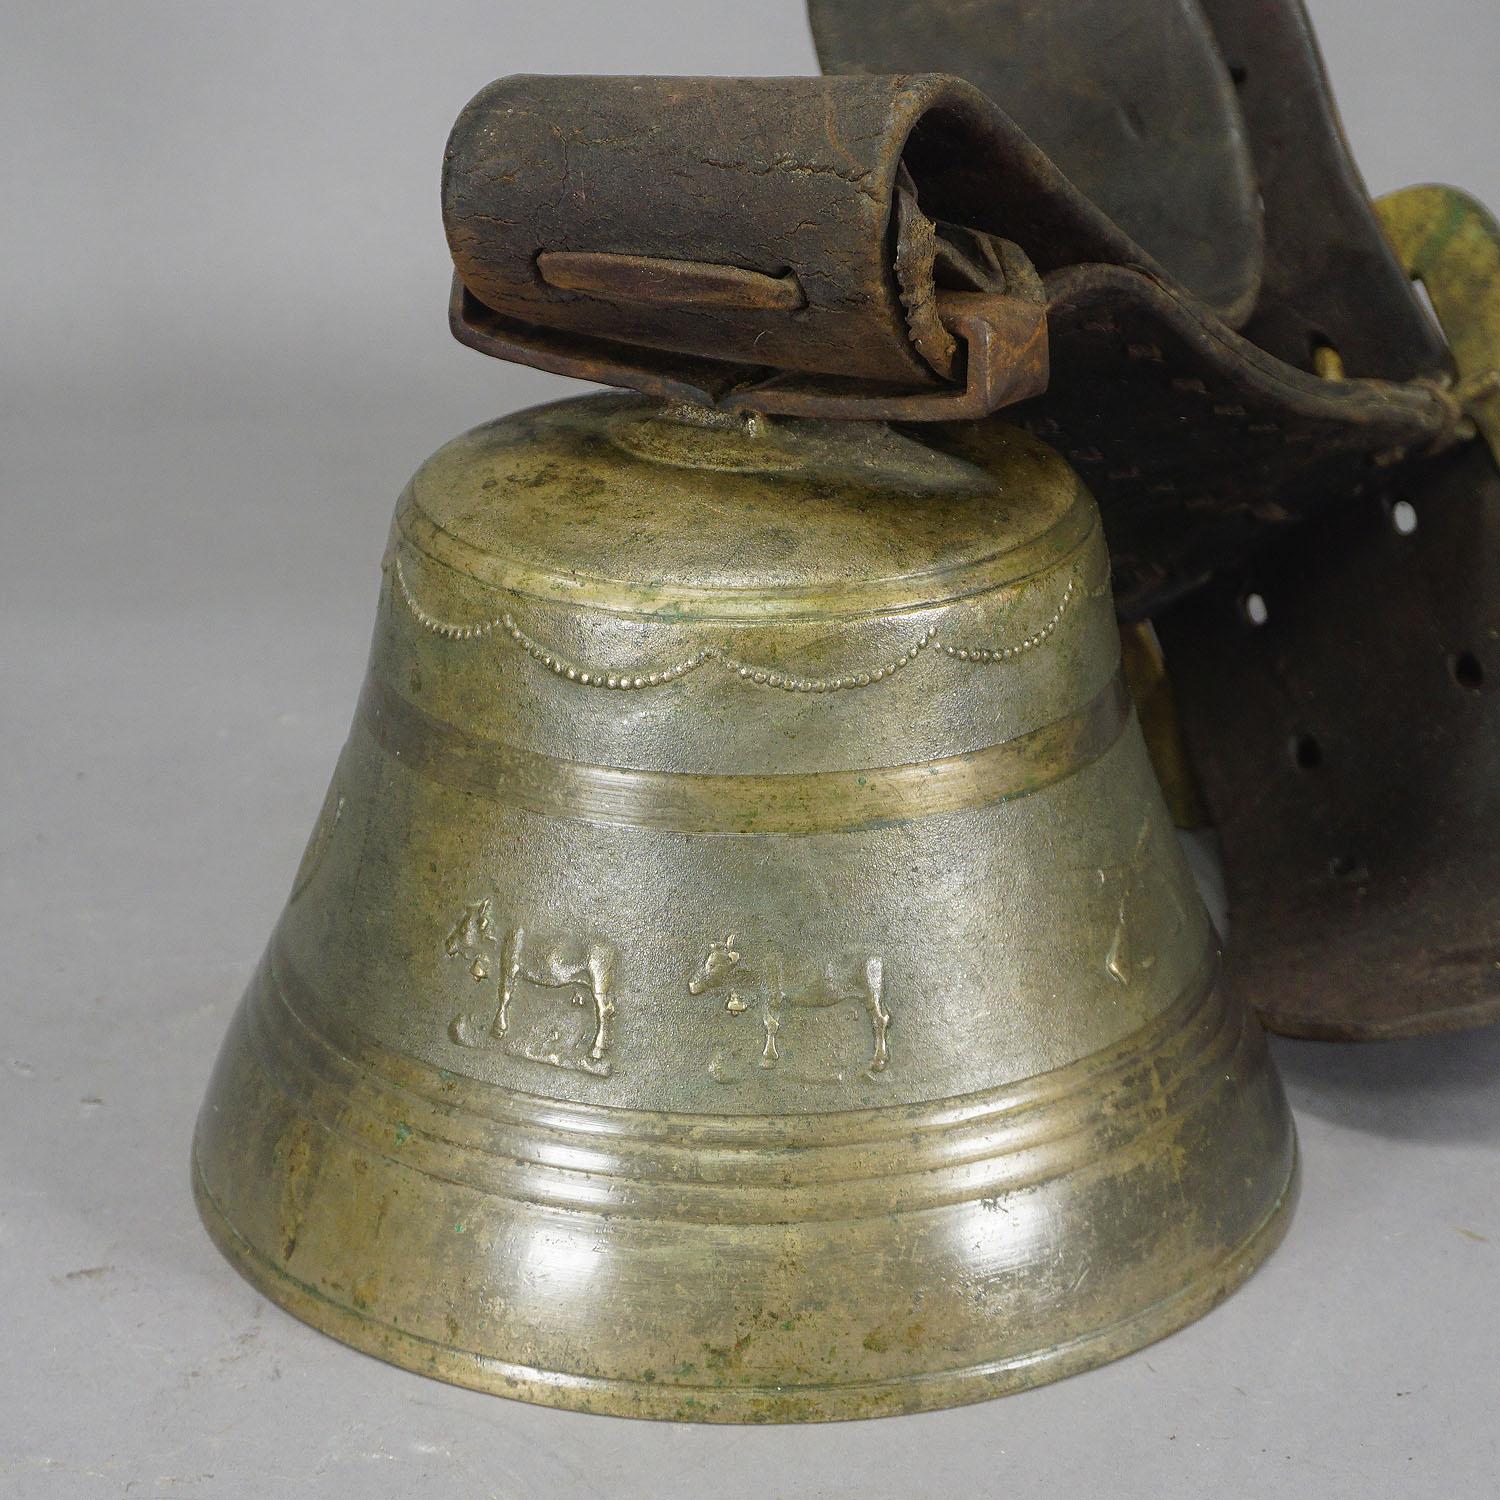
[808,0,1464,615]
[446,76,962,392]
[1195,0,1451,380]
[443,74,1153,390]
[1157,443,1500,1039]
[934,266,1453,615]
[808,0,1265,323]
[810,0,1449,381]
[444,65,1461,618]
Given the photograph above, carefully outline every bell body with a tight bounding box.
[194,395,1296,1420]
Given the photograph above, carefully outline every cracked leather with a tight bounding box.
[443,49,1461,618]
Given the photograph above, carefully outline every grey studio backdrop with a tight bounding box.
[4,3,1499,1496]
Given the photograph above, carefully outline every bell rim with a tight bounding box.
[192,942,1298,1422]
[192,1148,1298,1423]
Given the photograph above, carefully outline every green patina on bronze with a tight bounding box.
[1377,185,1500,461]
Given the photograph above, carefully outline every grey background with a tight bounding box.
[4,2,1499,1495]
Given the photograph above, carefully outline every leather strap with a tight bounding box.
[442,20,1470,615]
[806,0,1464,614]
[1194,0,1451,380]
[808,0,1449,379]
[1156,438,1500,1039]
[806,2,1500,1039]
[809,0,1265,322]
[443,73,1129,419]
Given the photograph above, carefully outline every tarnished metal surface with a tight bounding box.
[1377,185,1500,460]
[203,0,1500,1414]
[193,397,1296,1418]
[1119,622,1206,831]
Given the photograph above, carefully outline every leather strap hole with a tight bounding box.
[1452,651,1485,692]
[1391,499,1419,535]
[1291,734,1323,770]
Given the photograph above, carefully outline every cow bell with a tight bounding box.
[193,393,1297,1419]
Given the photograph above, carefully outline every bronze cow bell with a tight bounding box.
[193,394,1296,1419]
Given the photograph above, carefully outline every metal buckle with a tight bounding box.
[1378,185,1500,460]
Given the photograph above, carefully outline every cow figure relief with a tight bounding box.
[445,899,617,1077]
[688,934,890,1076]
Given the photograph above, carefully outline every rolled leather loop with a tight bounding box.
[446,76,992,390]
[441,73,1170,417]
[441,67,1466,615]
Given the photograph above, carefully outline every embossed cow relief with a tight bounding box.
[1095,815,1162,988]
[689,934,890,1080]
[444,898,618,1077]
